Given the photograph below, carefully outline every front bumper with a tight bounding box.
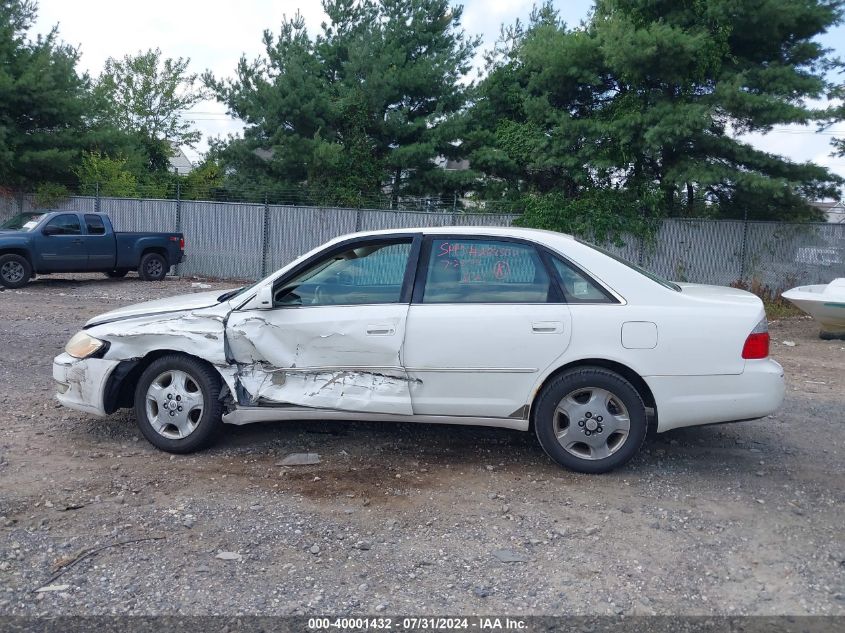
[645,359,785,433]
[53,352,121,417]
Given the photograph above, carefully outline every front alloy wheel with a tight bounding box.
[145,369,205,439]
[0,254,32,289]
[134,354,223,453]
[534,367,647,473]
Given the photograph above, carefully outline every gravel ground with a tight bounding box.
[0,273,843,616]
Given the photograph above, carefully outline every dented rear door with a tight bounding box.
[225,237,417,414]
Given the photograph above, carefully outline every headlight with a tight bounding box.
[65,331,107,359]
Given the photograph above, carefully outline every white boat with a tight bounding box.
[782,278,845,336]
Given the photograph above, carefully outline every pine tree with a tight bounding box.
[467,0,844,223]
[205,0,478,205]
[0,0,90,188]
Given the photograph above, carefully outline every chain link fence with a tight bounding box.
[2,194,843,290]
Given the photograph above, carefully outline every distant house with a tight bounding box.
[169,147,194,175]
[811,200,845,223]
[435,156,470,171]
[253,148,275,162]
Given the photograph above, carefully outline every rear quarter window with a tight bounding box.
[551,257,617,304]
[84,214,106,235]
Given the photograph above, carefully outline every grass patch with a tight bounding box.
[762,300,804,320]
[731,278,805,320]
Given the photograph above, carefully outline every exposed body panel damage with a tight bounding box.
[53,352,120,416]
[89,310,229,367]
[84,306,236,413]
[234,364,418,412]
[224,307,415,415]
[84,301,418,417]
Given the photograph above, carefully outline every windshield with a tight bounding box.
[578,239,682,292]
[2,213,44,231]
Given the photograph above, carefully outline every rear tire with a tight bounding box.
[133,354,224,453]
[533,367,647,474]
[0,254,32,289]
[105,269,129,278]
[139,252,168,281]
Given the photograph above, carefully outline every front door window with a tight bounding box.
[45,214,81,235]
[275,241,412,306]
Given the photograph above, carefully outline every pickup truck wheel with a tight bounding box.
[0,254,32,289]
[134,355,223,453]
[139,253,168,281]
[104,269,129,278]
[533,367,647,474]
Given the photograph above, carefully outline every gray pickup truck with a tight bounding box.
[0,211,184,289]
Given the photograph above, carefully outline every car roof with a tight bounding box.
[342,225,575,242]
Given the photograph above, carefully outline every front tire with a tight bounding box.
[0,254,32,289]
[534,367,647,474]
[139,252,168,281]
[133,355,224,453]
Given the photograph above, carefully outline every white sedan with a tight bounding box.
[53,227,785,473]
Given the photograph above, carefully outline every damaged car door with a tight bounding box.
[225,236,419,415]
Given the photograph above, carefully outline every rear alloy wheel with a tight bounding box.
[134,355,223,453]
[139,252,168,281]
[0,254,32,289]
[105,269,129,278]
[534,367,647,474]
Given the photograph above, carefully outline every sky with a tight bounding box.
[33,0,845,186]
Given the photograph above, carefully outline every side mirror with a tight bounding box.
[42,225,59,236]
[255,284,274,309]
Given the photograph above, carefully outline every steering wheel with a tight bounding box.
[312,285,337,305]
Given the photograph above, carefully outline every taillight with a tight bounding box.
[742,318,770,359]
[180,237,185,250]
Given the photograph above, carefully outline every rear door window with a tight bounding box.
[422,238,556,304]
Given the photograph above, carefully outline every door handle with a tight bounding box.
[532,321,563,334]
[366,324,395,336]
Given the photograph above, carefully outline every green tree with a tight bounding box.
[832,82,845,158]
[91,47,206,190]
[75,151,139,197]
[33,182,70,207]
[0,0,91,188]
[93,48,206,149]
[179,160,224,200]
[468,0,844,224]
[205,0,478,204]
